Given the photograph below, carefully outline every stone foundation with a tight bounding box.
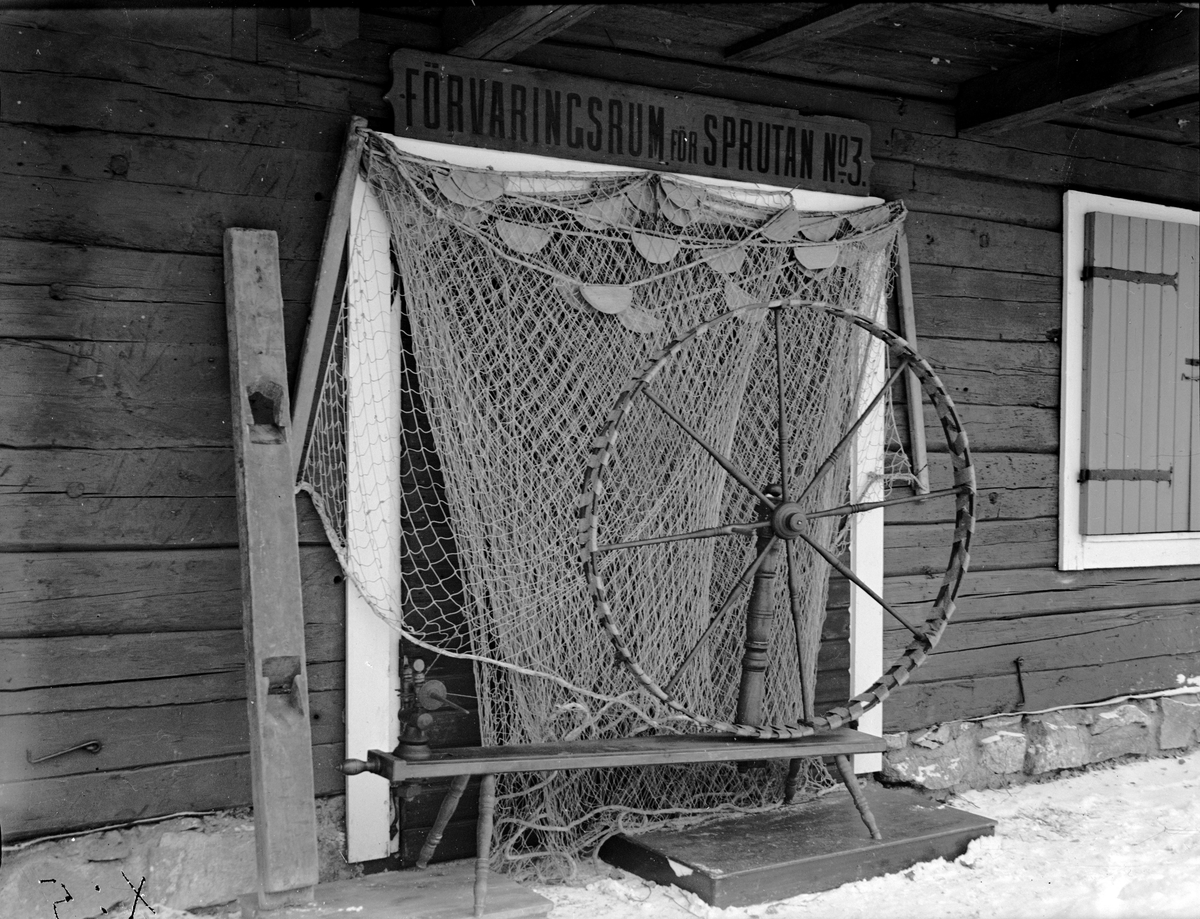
[881,691,1200,795]
[0,796,361,919]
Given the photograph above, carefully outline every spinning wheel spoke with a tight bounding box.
[794,530,925,640]
[797,356,912,504]
[773,308,793,503]
[598,520,769,553]
[665,535,779,692]
[784,540,814,721]
[642,387,778,509]
[805,483,973,520]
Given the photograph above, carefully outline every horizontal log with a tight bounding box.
[0,292,308,351]
[0,7,235,57]
[0,21,373,118]
[0,238,315,306]
[0,544,343,638]
[0,489,329,551]
[0,741,345,841]
[885,651,1200,732]
[0,339,229,448]
[0,171,327,262]
[910,265,1061,343]
[894,599,1200,658]
[1,623,343,692]
[882,564,1200,621]
[883,483,1053,526]
[0,660,345,717]
[3,691,343,783]
[885,516,1057,576]
[510,40,956,139]
[904,212,1061,277]
[4,124,341,202]
[562,6,957,104]
[897,403,1058,454]
[892,603,1200,684]
[874,161,1061,231]
[255,10,433,84]
[401,817,476,867]
[886,126,1199,210]
[402,776,482,831]
[0,447,235,497]
[0,337,318,449]
[0,72,353,151]
[917,338,1060,408]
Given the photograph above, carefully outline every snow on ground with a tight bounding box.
[532,749,1200,919]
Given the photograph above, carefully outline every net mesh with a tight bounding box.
[298,130,914,880]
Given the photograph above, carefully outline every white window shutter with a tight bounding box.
[1080,212,1199,535]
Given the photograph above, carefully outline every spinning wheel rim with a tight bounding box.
[577,298,976,740]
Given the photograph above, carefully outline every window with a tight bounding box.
[1059,191,1200,570]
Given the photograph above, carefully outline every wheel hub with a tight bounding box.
[771,501,808,538]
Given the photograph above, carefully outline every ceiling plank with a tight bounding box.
[957,9,1199,137]
[442,5,598,61]
[725,3,908,63]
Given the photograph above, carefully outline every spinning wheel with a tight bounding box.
[577,298,976,741]
[341,298,977,911]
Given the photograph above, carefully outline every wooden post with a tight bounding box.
[895,231,930,494]
[225,228,320,909]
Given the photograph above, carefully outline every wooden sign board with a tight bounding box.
[387,50,873,195]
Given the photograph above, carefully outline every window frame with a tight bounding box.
[1058,190,1200,570]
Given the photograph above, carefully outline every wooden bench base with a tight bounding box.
[341,728,887,916]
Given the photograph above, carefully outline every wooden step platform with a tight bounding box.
[599,785,995,908]
[238,860,552,919]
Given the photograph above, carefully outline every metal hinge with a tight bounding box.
[1078,467,1172,484]
[1082,265,1178,288]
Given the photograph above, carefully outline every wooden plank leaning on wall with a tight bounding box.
[225,227,320,908]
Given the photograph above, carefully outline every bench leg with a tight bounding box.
[783,757,804,804]
[833,754,882,840]
[474,773,498,918]
[415,774,470,869]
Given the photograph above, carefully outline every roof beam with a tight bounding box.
[442,5,598,61]
[957,9,1199,137]
[725,3,906,63]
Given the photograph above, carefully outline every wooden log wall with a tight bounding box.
[1,7,1197,844]
[0,8,387,840]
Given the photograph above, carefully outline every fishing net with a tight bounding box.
[297,129,914,880]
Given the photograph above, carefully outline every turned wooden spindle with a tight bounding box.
[834,753,882,840]
[735,485,783,727]
[415,773,470,869]
[473,773,498,917]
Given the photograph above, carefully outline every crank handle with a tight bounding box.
[338,751,387,778]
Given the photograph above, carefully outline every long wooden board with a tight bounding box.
[225,227,320,902]
[362,728,887,782]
